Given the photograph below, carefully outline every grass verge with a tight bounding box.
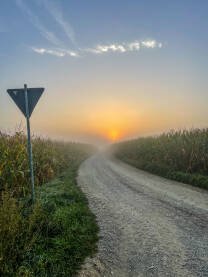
[1,164,99,276]
[117,157,208,190]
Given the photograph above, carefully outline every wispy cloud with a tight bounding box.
[85,44,126,54]
[43,0,76,45]
[16,0,63,46]
[32,47,65,57]
[32,47,78,57]
[141,40,154,48]
[83,40,162,55]
[31,39,162,58]
[17,0,162,59]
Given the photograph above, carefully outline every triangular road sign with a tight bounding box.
[7,87,44,117]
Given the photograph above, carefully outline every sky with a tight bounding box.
[1,0,208,145]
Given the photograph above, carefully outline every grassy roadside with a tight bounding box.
[22,165,98,276]
[0,131,99,276]
[116,156,208,189]
[113,129,208,190]
[1,162,99,277]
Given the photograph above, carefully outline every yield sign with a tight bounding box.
[7,84,45,202]
[7,87,44,118]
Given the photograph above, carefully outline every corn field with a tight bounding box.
[0,130,94,198]
[113,129,208,188]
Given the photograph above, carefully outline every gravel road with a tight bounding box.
[77,153,208,277]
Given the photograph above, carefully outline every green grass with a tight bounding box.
[113,128,208,189]
[20,166,98,276]
[0,131,99,276]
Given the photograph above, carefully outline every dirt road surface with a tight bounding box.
[77,153,208,277]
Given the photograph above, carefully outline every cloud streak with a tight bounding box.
[83,40,162,55]
[31,39,162,58]
[17,1,162,59]
[32,47,78,57]
[16,0,63,46]
[86,44,126,54]
[43,0,76,44]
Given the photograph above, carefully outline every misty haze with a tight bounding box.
[1,1,208,277]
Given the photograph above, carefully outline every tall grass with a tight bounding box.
[113,128,208,189]
[0,130,98,276]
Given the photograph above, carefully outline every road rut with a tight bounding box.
[77,153,208,277]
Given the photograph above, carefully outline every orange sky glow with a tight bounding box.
[1,1,208,146]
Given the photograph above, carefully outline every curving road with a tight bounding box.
[77,153,208,277]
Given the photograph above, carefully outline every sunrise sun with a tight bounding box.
[108,130,120,141]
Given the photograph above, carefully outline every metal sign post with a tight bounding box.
[7,84,44,202]
[24,84,35,201]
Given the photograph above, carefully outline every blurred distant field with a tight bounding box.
[113,129,208,189]
[0,131,98,276]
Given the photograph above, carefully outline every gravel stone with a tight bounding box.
[77,153,208,277]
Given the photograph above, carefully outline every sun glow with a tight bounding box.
[108,130,120,141]
[44,97,145,145]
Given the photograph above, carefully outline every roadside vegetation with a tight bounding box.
[0,131,98,276]
[113,128,208,189]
